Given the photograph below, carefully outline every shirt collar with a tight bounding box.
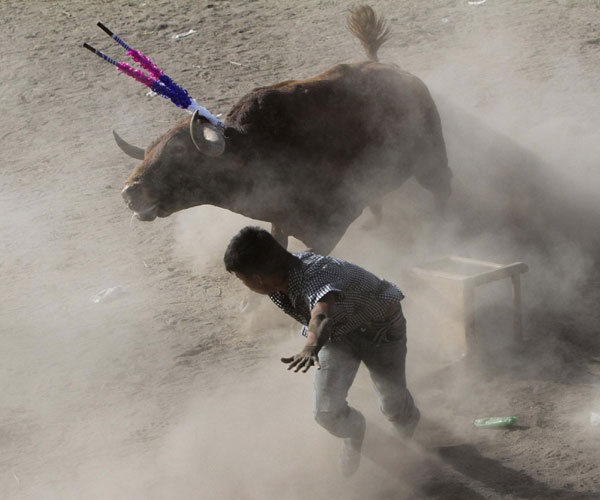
[286,262,306,307]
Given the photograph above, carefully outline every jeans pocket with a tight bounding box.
[382,320,407,344]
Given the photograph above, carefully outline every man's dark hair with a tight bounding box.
[224,226,300,275]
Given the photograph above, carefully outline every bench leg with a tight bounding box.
[463,283,477,355]
[511,274,523,343]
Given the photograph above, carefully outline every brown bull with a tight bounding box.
[118,6,451,254]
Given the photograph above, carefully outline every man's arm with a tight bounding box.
[281,294,336,373]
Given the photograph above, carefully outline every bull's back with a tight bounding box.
[227,61,441,160]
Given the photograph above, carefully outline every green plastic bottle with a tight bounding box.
[473,416,517,428]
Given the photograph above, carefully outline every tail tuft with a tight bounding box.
[347,5,391,62]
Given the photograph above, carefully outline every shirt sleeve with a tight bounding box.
[302,258,346,310]
[269,291,310,326]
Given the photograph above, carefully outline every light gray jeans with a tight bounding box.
[313,310,418,439]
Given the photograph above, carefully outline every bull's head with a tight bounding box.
[118,111,233,221]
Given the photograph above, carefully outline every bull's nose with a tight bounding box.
[121,182,160,220]
[121,183,156,214]
[121,183,142,202]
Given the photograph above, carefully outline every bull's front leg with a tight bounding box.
[271,223,289,249]
[304,222,351,256]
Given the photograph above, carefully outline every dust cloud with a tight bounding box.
[162,4,600,499]
[2,1,600,499]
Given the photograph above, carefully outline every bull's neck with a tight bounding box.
[213,171,254,214]
[188,161,266,220]
[192,130,281,221]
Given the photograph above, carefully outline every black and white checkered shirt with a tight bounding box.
[269,252,404,341]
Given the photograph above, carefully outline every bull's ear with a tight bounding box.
[190,111,226,157]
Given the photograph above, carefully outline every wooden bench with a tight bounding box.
[411,256,528,355]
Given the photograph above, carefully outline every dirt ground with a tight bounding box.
[2,1,600,499]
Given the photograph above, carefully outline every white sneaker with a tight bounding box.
[395,407,420,438]
[338,415,366,477]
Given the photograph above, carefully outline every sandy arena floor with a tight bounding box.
[1,1,600,498]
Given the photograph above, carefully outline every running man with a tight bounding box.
[224,226,420,476]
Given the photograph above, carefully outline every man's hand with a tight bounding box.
[281,345,321,373]
[281,295,335,373]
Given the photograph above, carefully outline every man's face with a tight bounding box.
[234,272,273,295]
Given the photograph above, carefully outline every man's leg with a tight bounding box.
[363,318,420,437]
[314,339,365,476]
[314,339,362,437]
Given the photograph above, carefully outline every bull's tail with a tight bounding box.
[347,5,390,62]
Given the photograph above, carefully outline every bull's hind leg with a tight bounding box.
[414,158,452,213]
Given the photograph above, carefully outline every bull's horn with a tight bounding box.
[189,110,226,157]
[112,130,146,160]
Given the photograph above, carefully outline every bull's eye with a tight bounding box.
[170,142,186,157]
